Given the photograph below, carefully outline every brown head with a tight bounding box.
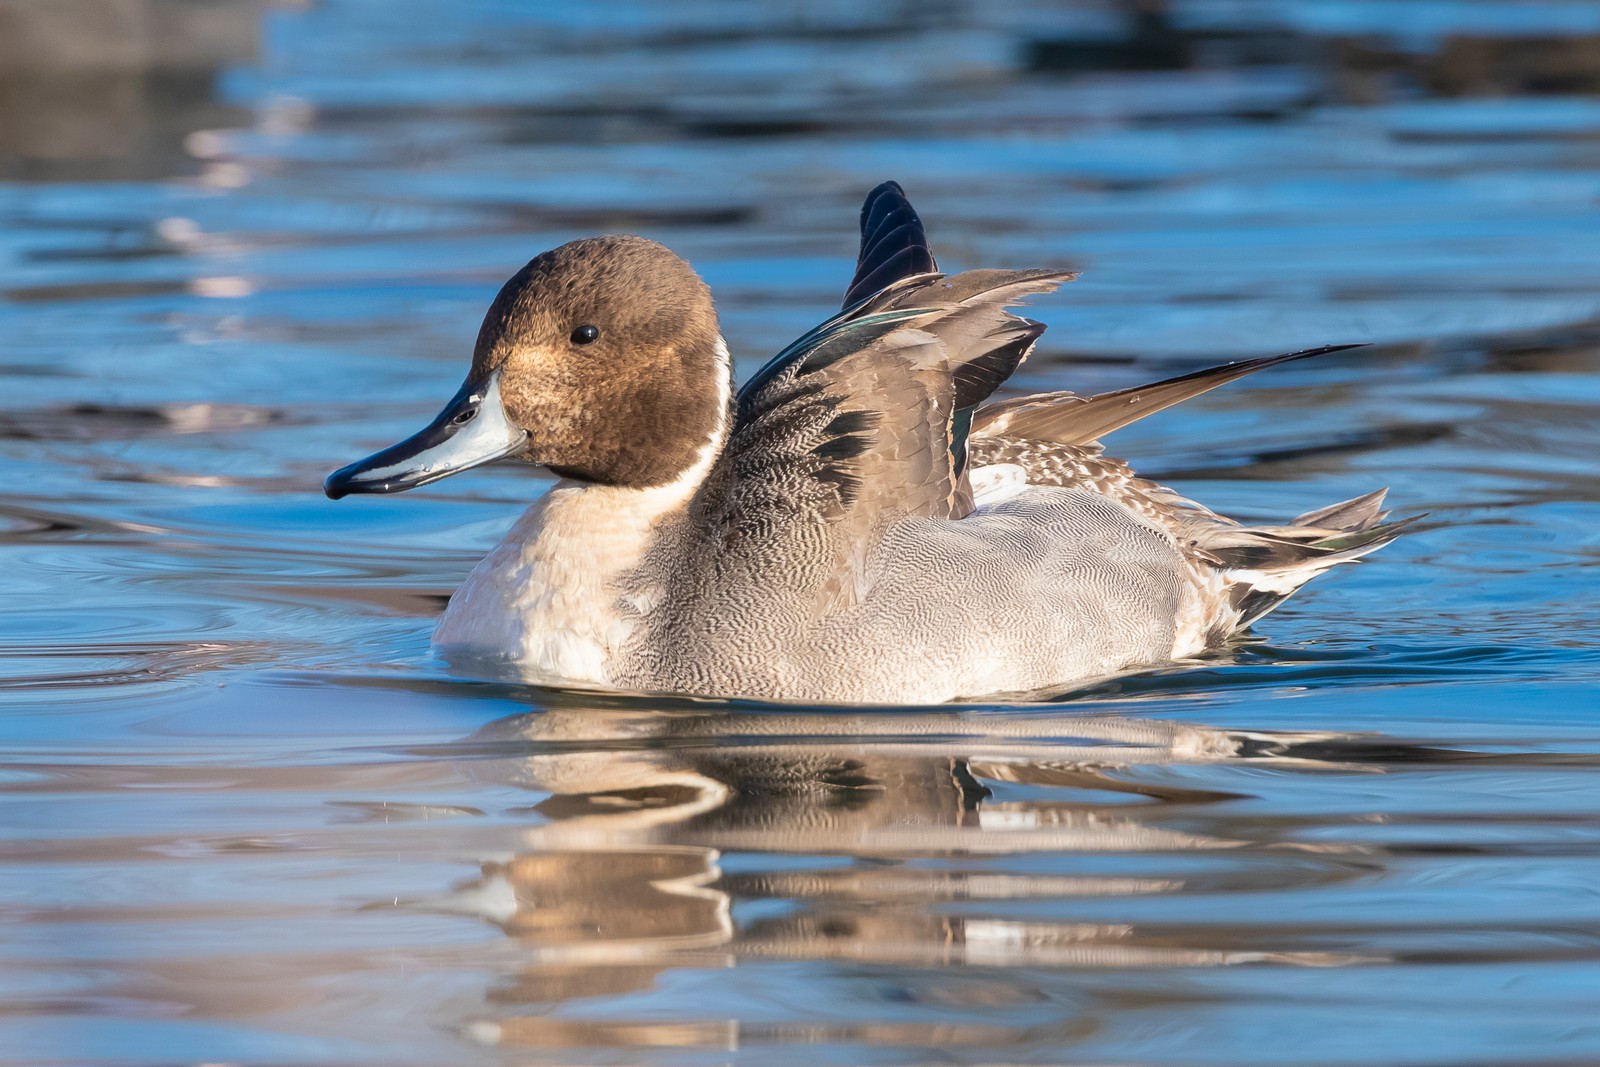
[325,235,729,498]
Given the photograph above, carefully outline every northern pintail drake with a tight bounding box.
[326,182,1411,704]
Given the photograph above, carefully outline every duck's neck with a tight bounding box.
[586,334,732,512]
[433,340,733,684]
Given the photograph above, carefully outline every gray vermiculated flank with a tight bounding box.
[622,485,1188,704]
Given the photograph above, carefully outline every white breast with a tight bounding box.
[434,479,688,683]
[434,350,730,683]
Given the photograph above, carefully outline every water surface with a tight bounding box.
[3,1,1600,1063]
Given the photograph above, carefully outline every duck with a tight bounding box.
[325,181,1411,704]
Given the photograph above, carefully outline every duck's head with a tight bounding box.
[325,235,726,499]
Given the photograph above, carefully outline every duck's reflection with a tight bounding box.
[419,703,1380,1048]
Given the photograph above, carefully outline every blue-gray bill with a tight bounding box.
[323,374,526,499]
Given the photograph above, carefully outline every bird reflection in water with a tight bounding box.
[393,700,1388,1054]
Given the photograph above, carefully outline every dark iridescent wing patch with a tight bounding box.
[842,181,939,310]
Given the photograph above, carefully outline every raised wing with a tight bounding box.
[841,181,939,310]
[698,268,1074,544]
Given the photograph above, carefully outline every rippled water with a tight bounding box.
[4,1,1600,1063]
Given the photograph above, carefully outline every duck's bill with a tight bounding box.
[324,375,527,499]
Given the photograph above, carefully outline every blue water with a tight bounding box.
[3,1,1600,1063]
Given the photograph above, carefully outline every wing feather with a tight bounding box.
[973,343,1367,446]
[700,270,1072,539]
[842,181,939,310]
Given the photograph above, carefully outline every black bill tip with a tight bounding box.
[322,375,526,502]
[323,463,373,500]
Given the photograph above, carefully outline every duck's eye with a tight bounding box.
[570,324,600,346]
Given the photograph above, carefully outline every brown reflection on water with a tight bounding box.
[412,705,1383,1046]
